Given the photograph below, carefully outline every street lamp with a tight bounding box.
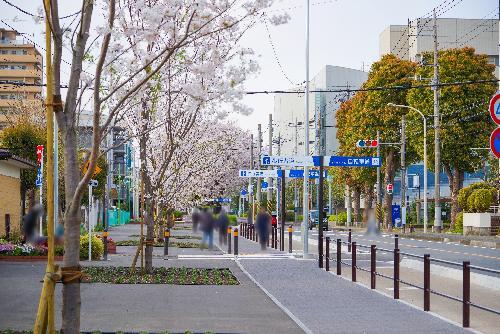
[388,103,428,233]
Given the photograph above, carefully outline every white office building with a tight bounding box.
[379,18,499,77]
[273,65,368,156]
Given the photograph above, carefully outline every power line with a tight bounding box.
[262,14,299,86]
[244,78,498,95]
[1,0,81,19]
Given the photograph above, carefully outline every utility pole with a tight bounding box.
[401,115,407,228]
[257,124,262,206]
[249,134,254,224]
[433,9,442,232]
[294,119,299,225]
[267,115,273,206]
[303,0,310,257]
[376,130,382,229]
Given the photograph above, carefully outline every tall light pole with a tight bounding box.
[302,0,310,257]
[267,114,273,206]
[388,103,428,232]
[433,9,442,232]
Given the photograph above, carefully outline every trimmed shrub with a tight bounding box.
[80,234,104,260]
[458,182,495,212]
[228,214,238,226]
[472,189,494,213]
[452,212,463,234]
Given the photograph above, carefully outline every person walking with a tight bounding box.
[255,207,271,250]
[192,208,201,232]
[217,209,230,245]
[200,208,215,249]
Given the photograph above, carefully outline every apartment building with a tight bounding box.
[0,28,42,129]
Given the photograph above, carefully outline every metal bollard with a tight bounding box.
[424,254,430,311]
[103,228,108,261]
[394,248,400,299]
[319,234,324,268]
[288,225,293,253]
[256,227,259,243]
[395,234,399,250]
[371,245,376,289]
[336,238,341,275]
[463,261,470,328]
[348,228,352,252]
[351,242,356,282]
[325,237,330,271]
[233,228,239,256]
[271,225,275,248]
[275,226,278,249]
[164,228,170,259]
[227,227,232,254]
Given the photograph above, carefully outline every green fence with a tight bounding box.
[107,209,131,226]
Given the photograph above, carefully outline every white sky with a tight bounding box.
[1,0,497,135]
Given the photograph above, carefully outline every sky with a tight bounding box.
[1,0,498,136]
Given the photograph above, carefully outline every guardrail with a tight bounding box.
[324,234,500,328]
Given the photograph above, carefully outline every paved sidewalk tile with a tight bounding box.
[239,258,469,334]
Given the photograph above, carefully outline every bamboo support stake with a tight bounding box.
[34,0,55,332]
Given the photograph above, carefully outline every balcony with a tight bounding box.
[0,54,42,64]
[0,84,41,94]
[0,68,42,79]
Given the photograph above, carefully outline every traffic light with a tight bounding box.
[386,183,394,195]
[356,139,378,148]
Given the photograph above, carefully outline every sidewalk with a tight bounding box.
[236,232,469,334]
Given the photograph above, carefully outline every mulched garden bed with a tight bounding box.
[82,266,239,285]
[115,240,205,248]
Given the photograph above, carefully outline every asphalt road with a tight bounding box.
[293,229,500,273]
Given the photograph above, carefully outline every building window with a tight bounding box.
[22,50,27,55]
[0,50,7,54]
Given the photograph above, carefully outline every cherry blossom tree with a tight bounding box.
[44,0,287,331]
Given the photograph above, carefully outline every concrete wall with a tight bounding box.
[379,25,409,60]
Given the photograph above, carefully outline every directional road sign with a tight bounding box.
[261,181,269,189]
[489,92,500,125]
[261,155,319,167]
[325,156,381,167]
[286,170,327,178]
[239,169,280,177]
[490,127,500,158]
[205,198,232,203]
[261,155,380,167]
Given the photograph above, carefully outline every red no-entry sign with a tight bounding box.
[489,92,500,125]
[490,127,500,158]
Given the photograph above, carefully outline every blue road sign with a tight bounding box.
[491,127,500,158]
[391,205,401,227]
[240,189,248,196]
[35,167,43,187]
[261,181,269,189]
[286,170,327,178]
[326,156,381,167]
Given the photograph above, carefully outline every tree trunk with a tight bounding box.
[444,165,464,229]
[61,128,82,334]
[363,184,374,225]
[28,188,35,210]
[144,196,154,273]
[353,187,361,225]
[383,150,396,230]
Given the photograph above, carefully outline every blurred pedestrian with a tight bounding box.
[22,204,43,243]
[200,208,214,249]
[255,207,271,250]
[217,209,230,245]
[192,208,201,232]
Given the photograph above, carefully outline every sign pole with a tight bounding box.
[89,183,93,262]
[302,0,310,258]
[376,131,382,229]
[281,173,286,251]
[318,156,324,268]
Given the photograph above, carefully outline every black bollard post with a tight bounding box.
[336,238,341,275]
[103,228,108,261]
[424,254,430,311]
[351,242,357,282]
[274,226,278,249]
[164,228,170,259]
[348,228,352,252]
[463,261,470,328]
[370,245,376,289]
[234,228,239,256]
[395,234,399,250]
[288,225,293,253]
[227,227,232,254]
[325,237,330,271]
[271,225,275,249]
[394,248,400,299]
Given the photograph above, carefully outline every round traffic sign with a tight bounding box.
[489,92,500,125]
[490,127,500,158]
